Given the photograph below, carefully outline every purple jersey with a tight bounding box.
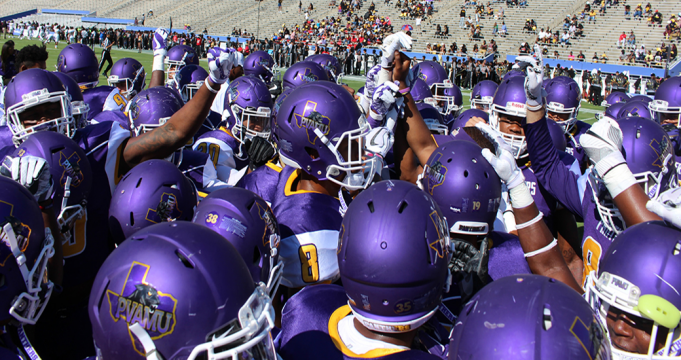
[235,160,283,205]
[178,149,226,195]
[526,118,617,287]
[193,127,249,183]
[0,125,12,149]
[68,121,130,288]
[278,284,447,360]
[564,120,591,171]
[89,110,128,127]
[272,166,342,288]
[82,86,127,120]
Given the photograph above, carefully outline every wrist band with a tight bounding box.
[524,238,558,258]
[398,87,410,95]
[515,211,543,230]
[525,102,543,111]
[205,80,219,94]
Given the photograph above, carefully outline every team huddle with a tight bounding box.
[0,26,678,359]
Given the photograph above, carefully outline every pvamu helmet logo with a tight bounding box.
[0,213,31,256]
[145,193,181,224]
[428,211,449,260]
[294,68,319,83]
[57,55,66,70]
[293,101,331,145]
[417,68,427,82]
[58,150,85,188]
[650,136,673,169]
[257,57,271,67]
[107,262,177,356]
[257,202,279,249]
[228,86,240,103]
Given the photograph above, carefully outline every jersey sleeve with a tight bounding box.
[193,131,240,183]
[525,118,585,219]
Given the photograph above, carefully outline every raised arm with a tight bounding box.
[149,28,169,88]
[122,47,235,168]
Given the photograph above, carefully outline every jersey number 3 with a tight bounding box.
[299,244,319,283]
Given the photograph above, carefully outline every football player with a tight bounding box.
[277,181,449,359]
[88,222,276,359]
[107,57,146,100]
[469,79,498,113]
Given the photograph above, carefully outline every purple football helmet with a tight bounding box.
[590,117,677,234]
[650,76,681,127]
[410,78,436,105]
[412,61,462,116]
[470,80,498,113]
[451,109,489,130]
[89,222,276,360]
[603,91,630,107]
[586,221,681,359]
[107,57,146,99]
[545,78,582,134]
[604,102,626,120]
[173,64,208,103]
[628,95,653,103]
[56,43,99,88]
[276,81,378,190]
[547,118,568,152]
[450,275,612,360]
[53,71,89,128]
[108,160,198,243]
[192,187,282,297]
[618,100,653,121]
[418,140,501,236]
[164,45,199,86]
[306,54,343,83]
[224,75,274,149]
[502,69,526,81]
[339,180,450,332]
[4,69,74,145]
[281,61,329,90]
[13,132,92,249]
[0,176,55,325]
[244,51,279,85]
[417,102,448,135]
[490,76,528,159]
[127,87,185,136]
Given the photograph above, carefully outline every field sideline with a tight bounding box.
[7,37,604,125]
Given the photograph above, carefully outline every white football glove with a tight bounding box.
[152,27,169,56]
[207,47,236,84]
[647,187,681,229]
[380,32,412,68]
[580,117,635,198]
[369,81,400,123]
[365,126,394,159]
[514,44,545,110]
[477,123,534,209]
[1,155,54,204]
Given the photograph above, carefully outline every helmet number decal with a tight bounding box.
[299,244,319,283]
[581,236,602,288]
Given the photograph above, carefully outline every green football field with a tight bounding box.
[6,37,606,125]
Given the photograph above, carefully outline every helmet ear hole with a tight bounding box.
[175,249,195,269]
[397,201,409,214]
[305,147,319,160]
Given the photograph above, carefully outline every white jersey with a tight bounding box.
[191,126,246,185]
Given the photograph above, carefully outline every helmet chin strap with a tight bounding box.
[129,323,164,360]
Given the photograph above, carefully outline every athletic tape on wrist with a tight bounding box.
[524,238,558,258]
[515,211,544,230]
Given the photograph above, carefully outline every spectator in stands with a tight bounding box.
[589,9,597,23]
[624,4,631,17]
[561,31,570,46]
[628,31,636,48]
[619,50,627,62]
[554,50,560,59]
[627,50,636,63]
[14,44,47,73]
[542,45,549,56]
[651,10,663,26]
[568,51,575,60]
[644,2,652,15]
[672,44,678,59]
[617,31,627,47]
[492,22,498,36]
[592,52,600,62]
[634,3,643,19]
[577,50,585,60]
[600,52,609,63]
[460,7,466,28]
[500,21,507,36]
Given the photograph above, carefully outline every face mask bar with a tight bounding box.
[181,81,205,103]
[432,80,457,116]
[547,101,580,134]
[314,117,379,191]
[165,53,189,86]
[650,100,681,127]
[424,118,449,135]
[586,270,681,359]
[471,96,493,112]
[588,172,625,235]
[490,106,528,160]
[2,222,55,325]
[58,176,87,245]
[71,100,90,128]
[7,89,75,146]
[230,104,272,144]
[633,153,677,201]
